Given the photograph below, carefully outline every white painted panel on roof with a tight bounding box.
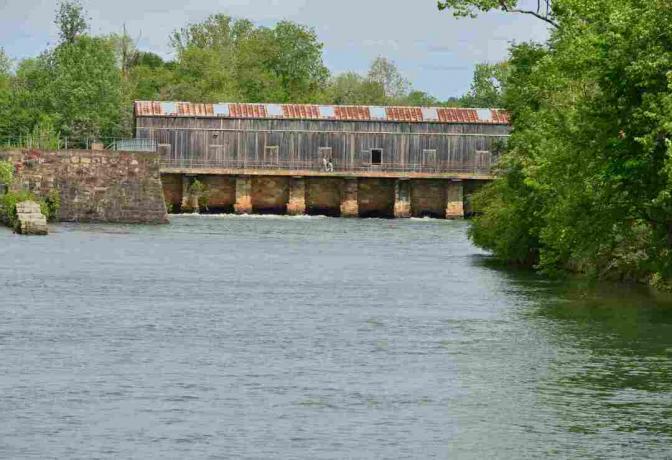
[421,107,439,121]
[161,102,177,115]
[318,106,335,118]
[477,109,493,122]
[213,103,230,117]
[266,104,283,117]
[370,106,387,119]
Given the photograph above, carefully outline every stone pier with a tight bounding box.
[445,180,465,219]
[234,176,253,214]
[287,177,306,216]
[393,179,411,218]
[14,201,48,235]
[340,178,359,217]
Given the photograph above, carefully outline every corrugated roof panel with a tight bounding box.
[134,101,509,124]
[334,106,371,120]
[387,107,423,122]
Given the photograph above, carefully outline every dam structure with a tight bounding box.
[135,101,510,218]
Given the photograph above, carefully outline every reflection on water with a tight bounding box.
[0,216,671,459]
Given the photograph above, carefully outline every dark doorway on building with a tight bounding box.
[371,148,383,165]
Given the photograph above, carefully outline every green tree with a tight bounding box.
[326,72,386,105]
[55,0,89,44]
[452,0,672,288]
[437,0,559,28]
[167,45,240,102]
[234,21,329,102]
[127,52,174,100]
[460,62,508,107]
[47,36,124,138]
[170,14,254,54]
[0,48,12,137]
[403,90,439,107]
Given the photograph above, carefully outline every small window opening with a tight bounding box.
[319,146,332,158]
[265,145,279,165]
[422,149,437,167]
[371,148,383,165]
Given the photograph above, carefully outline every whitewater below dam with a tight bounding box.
[1,215,671,459]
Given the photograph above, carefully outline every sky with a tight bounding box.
[0,0,550,99]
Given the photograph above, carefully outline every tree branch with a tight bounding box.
[498,0,559,28]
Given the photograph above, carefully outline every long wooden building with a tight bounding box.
[134,101,510,218]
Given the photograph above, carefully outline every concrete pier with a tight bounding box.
[394,180,412,218]
[234,176,253,214]
[287,177,306,216]
[340,178,359,217]
[446,180,465,219]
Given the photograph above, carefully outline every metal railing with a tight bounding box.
[0,136,157,153]
[159,159,495,175]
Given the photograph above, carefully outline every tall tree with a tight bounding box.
[55,0,89,44]
[46,36,123,138]
[460,62,508,107]
[367,57,410,101]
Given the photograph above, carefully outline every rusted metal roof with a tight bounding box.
[134,101,509,124]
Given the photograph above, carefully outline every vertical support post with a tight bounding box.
[181,175,199,213]
[235,175,253,215]
[394,179,412,218]
[446,180,464,219]
[287,176,306,216]
[340,178,359,218]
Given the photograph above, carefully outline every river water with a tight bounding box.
[1,216,671,459]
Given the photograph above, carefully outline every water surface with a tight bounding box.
[1,216,671,459]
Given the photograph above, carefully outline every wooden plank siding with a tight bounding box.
[136,116,510,176]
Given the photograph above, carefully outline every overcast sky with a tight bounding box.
[0,0,549,99]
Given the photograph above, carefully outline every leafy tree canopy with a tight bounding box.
[460,0,672,289]
[55,0,89,44]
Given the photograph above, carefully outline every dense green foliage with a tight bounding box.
[442,0,672,289]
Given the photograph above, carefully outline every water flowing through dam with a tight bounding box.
[1,216,671,458]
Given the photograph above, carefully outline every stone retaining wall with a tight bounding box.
[1,149,168,224]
